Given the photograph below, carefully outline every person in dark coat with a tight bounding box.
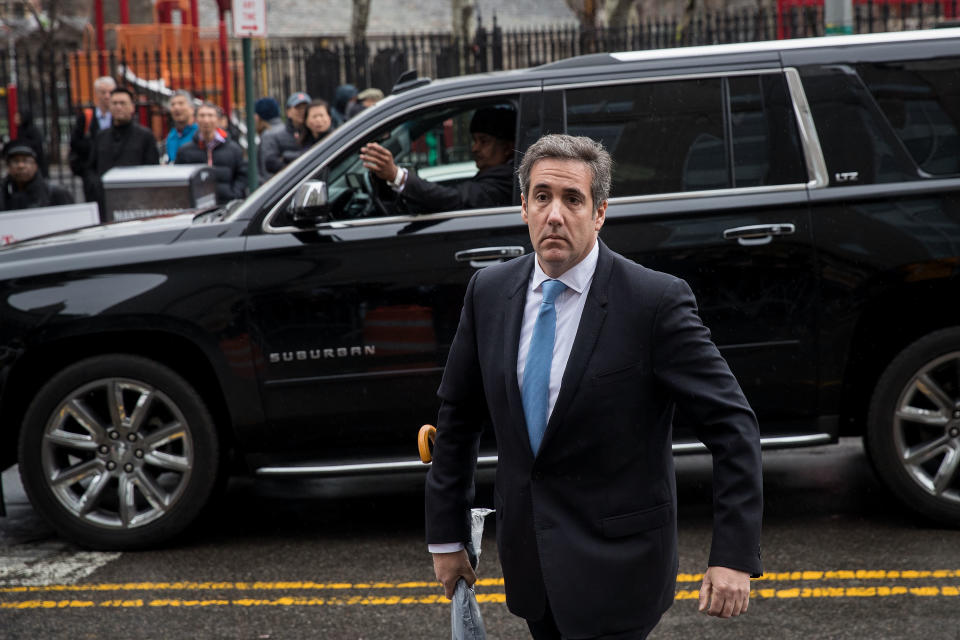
[69,75,116,202]
[359,106,517,214]
[14,109,48,178]
[253,97,284,185]
[260,91,310,177]
[0,144,73,211]
[426,134,762,639]
[300,99,334,149]
[88,88,160,207]
[330,84,357,127]
[175,102,246,204]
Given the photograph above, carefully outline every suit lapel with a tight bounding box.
[538,241,613,455]
[503,254,535,454]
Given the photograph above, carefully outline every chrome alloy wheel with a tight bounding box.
[893,352,960,505]
[40,377,194,530]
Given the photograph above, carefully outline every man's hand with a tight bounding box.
[432,549,477,599]
[359,142,399,182]
[698,566,750,618]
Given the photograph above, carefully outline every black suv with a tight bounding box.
[3,28,960,548]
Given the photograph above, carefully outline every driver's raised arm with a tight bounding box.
[359,143,400,184]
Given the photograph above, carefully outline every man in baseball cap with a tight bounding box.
[1,143,74,211]
[261,92,312,179]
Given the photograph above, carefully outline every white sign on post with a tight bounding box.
[232,0,267,37]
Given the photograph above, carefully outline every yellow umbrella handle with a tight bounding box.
[418,424,437,463]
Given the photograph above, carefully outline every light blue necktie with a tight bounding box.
[522,279,567,455]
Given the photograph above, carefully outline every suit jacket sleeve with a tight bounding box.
[231,148,248,200]
[424,272,490,546]
[142,131,160,165]
[401,164,513,214]
[652,277,763,577]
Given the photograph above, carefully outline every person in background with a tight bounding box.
[253,97,284,185]
[88,87,160,206]
[175,102,246,204]
[0,144,73,211]
[218,111,242,143]
[261,92,310,176]
[347,87,384,120]
[330,84,358,127]
[14,109,48,178]
[165,90,197,164]
[301,99,334,149]
[69,75,115,202]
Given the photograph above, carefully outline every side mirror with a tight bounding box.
[289,180,330,224]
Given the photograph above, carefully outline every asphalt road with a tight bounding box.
[2,438,959,639]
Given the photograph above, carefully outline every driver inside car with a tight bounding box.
[358,106,516,214]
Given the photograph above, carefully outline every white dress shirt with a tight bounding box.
[429,241,600,555]
[95,108,112,132]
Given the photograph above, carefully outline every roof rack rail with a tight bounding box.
[391,69,431,95]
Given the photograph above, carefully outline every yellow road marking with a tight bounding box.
[3,569,958,594]
[2,585,959,610]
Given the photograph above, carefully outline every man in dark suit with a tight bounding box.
[359,106,516,213]
[425,134,763,639]
[88,88,160,209]
[69,75,116,203]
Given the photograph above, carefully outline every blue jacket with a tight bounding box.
[165,123,198,163]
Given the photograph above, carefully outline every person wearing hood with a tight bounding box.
[330,84,358,127]
[88,88,160,205]
[14,109,48,177]
[0,144,73,211]
[174,102,246,204]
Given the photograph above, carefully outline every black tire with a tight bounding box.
[865,328,960,526]
[18,355,220,549]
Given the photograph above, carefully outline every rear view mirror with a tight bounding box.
[290,180,329,225]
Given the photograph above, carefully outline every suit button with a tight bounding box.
[532,472,542,480]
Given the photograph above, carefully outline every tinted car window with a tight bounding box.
[857,58,960,176]
[564,74,806,197]
[800,66,917,186]
[728,74,806,187]
[565,78,727,196]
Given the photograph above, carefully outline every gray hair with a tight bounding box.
[93,76,116,90]
[196,101,222,117]
[517,134,613,207]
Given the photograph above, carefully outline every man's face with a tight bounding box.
[169,96,193,126]
[7,154,38,185]
[110,92,135,125]
[94,83,114,111]
[471,133,513,172]
[196,107,218,138]
[287,103,307,127]
[521,158,606,278]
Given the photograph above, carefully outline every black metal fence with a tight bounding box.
[4,0,959,191]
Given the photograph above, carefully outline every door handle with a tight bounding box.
[455,246,525,268]
[722,223,796,246]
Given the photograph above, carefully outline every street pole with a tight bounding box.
[243,37,257,193]
[825,0,854,35]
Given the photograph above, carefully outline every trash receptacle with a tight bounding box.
[101,164,218,223]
